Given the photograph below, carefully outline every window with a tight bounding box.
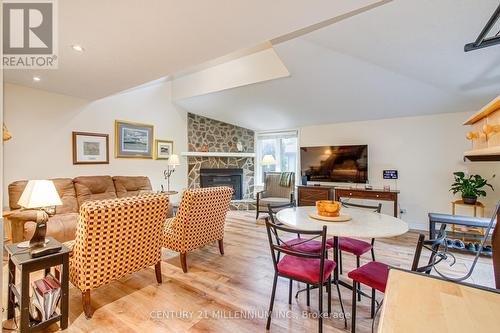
[256,131,298,184]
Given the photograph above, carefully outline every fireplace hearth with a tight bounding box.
[200,168,243,200]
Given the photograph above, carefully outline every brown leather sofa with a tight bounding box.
[6,175,160,243]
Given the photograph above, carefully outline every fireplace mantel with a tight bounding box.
[181,151,255,158]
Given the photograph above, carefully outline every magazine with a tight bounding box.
[30,273,61,321]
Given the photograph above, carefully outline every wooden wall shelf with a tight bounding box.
[464,95,500,161]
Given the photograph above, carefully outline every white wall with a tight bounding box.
[300,112,500,230]
[3,82,188,207]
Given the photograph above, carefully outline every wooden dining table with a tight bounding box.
[276,206,409,288]
[378,268,500,332]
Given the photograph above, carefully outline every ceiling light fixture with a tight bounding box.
[33,76,41,82]
[71,44,85,52]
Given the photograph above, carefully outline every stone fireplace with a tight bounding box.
[186,113,255,209]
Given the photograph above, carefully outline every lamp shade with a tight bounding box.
[261,154,276,166]
[168,154,180,166]
[18,180,62,209]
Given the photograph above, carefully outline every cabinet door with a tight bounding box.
[298,188,330,206]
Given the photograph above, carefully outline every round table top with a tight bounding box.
[276,206,409,239]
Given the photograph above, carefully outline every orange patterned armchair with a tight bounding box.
[69,193,169,318]
[163,187,233,273]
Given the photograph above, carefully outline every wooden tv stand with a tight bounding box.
[334,187,400,217]
[297,185,335,207]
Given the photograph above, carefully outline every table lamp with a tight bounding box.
[17,180,62,249]
[163,154,180,192]
[261,154,276,166]
[261,154,277,182]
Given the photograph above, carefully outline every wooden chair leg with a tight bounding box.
[288,279,293,305]
[371,248,376,261]
[351,280,357,333]
[180,253,188,273]
[82,290,92,319]
[155,261,162,284]
[218,239,224,255]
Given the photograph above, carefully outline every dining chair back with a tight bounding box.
[267,201,296,224]
[411,223,447,274]
[333,200,383,295]
[340,201,382,213]
[349,224,447,333]
[266,218,328,272]
[265,216,343,333]
[268,203,332,260]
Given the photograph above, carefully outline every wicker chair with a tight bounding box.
[68,193,169,318]
[256,172,295,220]
[163,186,233,273]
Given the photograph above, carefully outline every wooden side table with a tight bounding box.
[451,199,485,217]
[451,200,486,240]
[5,237,70,332]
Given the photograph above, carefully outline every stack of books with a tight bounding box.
[30,273,61,322]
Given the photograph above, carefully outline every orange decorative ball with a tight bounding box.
[316,200,341,217]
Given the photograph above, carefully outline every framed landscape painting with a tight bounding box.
[73,132,109,164]
[155,140,173,160]
[115,120,154,158]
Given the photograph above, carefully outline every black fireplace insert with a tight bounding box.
[200,168,243,200]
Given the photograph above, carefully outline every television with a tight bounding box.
[300,145,368,183]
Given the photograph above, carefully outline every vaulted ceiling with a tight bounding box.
[3,0,381,100]
[5,0,499,131]
[175,0,500,130]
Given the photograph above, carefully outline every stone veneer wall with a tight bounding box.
[187,113,255,201]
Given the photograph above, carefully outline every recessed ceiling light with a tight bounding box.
[33,76,41,82]
[71,44,84,52]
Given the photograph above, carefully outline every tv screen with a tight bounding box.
[300,145,368,183]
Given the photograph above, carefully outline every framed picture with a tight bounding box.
[115,120,154,158]
[155,140,173,160]
[72,132,109,164]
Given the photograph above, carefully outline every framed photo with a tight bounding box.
[72,132,109,165]
[115,120,154,158]
[155,140,173,160]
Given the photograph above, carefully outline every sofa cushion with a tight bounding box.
[113,176,152,198]
[9,178,78,214]
[73,176,117,206]
[24,213,79,243]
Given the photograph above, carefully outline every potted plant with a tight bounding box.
[450,172,495,205]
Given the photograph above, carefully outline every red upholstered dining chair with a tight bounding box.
[348,224,447,333]
[327,201,382,301]
[267,204,334,308]
[265,215,346,333]
[267,203,333,254]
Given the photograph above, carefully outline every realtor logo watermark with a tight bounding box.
[2,0,58,69]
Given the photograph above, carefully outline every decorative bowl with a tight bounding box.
[316,200,341,217]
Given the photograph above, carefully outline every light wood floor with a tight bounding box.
[2,211,495,333]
